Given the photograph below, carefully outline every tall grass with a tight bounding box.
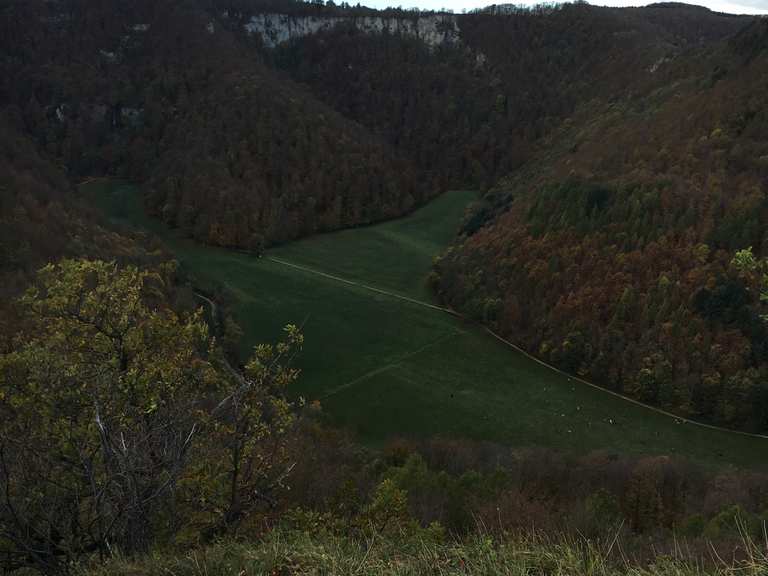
[80,526,768,576]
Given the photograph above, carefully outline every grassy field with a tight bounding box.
[83,182,768,469]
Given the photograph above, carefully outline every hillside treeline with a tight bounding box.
[0,0,750,252]
[0,0,429,249]
[270,2,745,189]
[5,3,768,573]
[432,20,768,431]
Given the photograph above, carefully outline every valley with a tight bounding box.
[5,3,768,570]
[85,180,767,469]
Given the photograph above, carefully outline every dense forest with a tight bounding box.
[432,16,768,432]
[145,64,425,246]
[0,0,429,248]
[270,2,747,188]
[1,0,751,252]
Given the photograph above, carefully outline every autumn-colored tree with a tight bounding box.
[181,325,302,541]
[0,260,217,571]
[0,260,301,573]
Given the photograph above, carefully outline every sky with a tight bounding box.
[357,0,768,14]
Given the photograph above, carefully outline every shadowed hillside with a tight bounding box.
[432,19,768,431]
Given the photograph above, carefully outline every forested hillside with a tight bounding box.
[0,0,428,249]
[0,113,160,352]
[1,0,753,254]
[432,17,768,431]
[145,65,424,246]
[2,0,768,428]
[270,2,747,188]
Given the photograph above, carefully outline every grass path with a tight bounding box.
[266,256,456,314]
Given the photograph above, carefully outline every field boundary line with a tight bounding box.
[266,254,768,441]
[266,256,458,314]
[321,365,398,400]
[320,331,463,400]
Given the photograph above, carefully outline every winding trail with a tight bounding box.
[266,256,456,314]
[264,255,768,442]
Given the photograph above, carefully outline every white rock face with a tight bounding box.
[648,55,672,73]
[245,13,461,48]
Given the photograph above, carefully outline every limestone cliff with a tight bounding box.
[243,13,461,48]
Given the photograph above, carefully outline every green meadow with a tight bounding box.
[83,182,768,469]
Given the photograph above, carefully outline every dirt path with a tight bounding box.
[266,257,456,314]
[265,255,768,441]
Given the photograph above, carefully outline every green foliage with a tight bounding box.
[526,180,677,244]
[732,247,759,272]
[585,490,622,528]
[701,505,764,541]
[0,259,301,573]
[528,181,617,235]
[0,259,218,571]
[280,507,343,537]
[731,247,768,322]
[181,324,302,541]
[364,479,414,534]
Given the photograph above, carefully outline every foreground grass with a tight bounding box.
[81,182,768,469]
[81,529,768,576]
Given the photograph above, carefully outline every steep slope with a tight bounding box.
[267,2,749,188]
[433,25,768,431]
[0,0,428,249]
[0,114,151,292]
[145,64,425,247]
[0,1,754,252]
[0,113,167,358]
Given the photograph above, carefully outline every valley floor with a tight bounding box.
[83,183,768,470]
